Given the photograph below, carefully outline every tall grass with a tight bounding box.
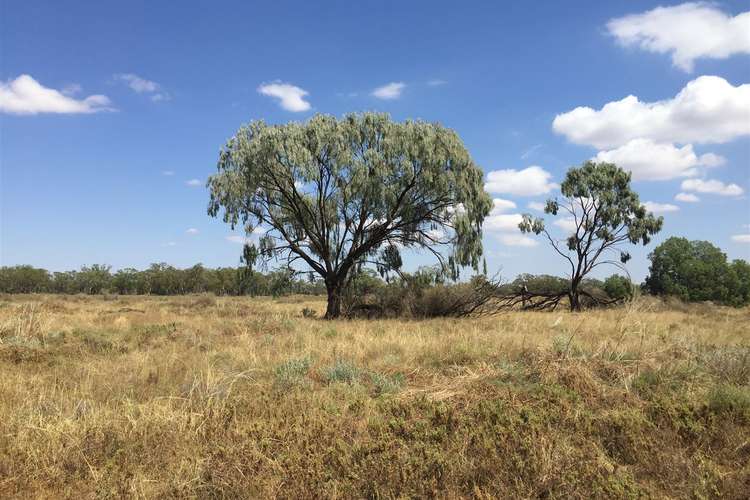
[0,294,748,498]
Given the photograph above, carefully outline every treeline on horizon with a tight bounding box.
[1,237,748,307]
[0,261,634,302]
[0,263,321,297]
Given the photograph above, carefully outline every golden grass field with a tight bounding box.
[0,293,748,499]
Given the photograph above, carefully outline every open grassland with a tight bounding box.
[0,294,748,499]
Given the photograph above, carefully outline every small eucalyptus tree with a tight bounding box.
[519,161,662,311]
[208,113,492,318]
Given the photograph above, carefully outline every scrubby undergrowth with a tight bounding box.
[0,294,748,498]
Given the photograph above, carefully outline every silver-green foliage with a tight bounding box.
[208,113,492,318]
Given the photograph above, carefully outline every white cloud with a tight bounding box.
[675,192,700,203]
[372,82,405,100]
[680,178,744,196]
[731,234,750,243]
[643,201,680,213]
[484,201,538,246]
[257,82,311,112]
[114,74,170,101]
[185,179,202,187]
[115,73,160,93]
[698,152,726,168]
[491,198,517,213]
[163,241,177,247]
[186,228,199,234]
[0,74,113,115]
[427,79,447,87]
[553,217,578,233]
[484,166,557,196]
[607,3,750,73]
[498,233,538,247]
[227,226,266,245]
[226,235,253,245]
[226,228,265,245]
[594,139,724,181]
[553,76,750,149]
[528,201,545,211]
[162,170,175,176]
[484,213,523,232]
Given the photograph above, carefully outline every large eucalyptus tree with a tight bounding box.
[519,161,663,311]
[208,113,492,318]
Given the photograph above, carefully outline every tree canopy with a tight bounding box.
[208,112,492,318]
[519,161,662,310]
[645,237,750,306]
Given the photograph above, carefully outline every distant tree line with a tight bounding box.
[1,237,747,308]
[0,263,325,296]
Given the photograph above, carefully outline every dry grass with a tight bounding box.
[0,293,748,498]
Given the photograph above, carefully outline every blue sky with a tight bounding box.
[1,0,749,281]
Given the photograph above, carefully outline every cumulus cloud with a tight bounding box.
[643,201,680,213]
[186,228,199,234]
[0,74,113,115]
[491,198,517,213]
[607,3,750,72]
[731,234,750,243]
[675,192,700,203]
[553,76,750,150]
[372,82,405,100]
[427,79,447,87]
[498,233,538,247]
[680,178,744,196]
[258,82,311,112]
[482,199,534,246]
[698,152,726,168]
[185,179,202,187]
[484,166,557,196]
[594,139,724,181]
[553,217,578,233]
[484,213,523,233]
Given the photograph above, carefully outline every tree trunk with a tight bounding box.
[569,279,582,312]
[324,281,342,319]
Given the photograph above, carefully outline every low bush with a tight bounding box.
[707,384,750,420]
[323,359,360,384]
[274,357,312,389]
[344,271,504,319]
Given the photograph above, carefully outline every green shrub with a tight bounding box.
[707,384,750,419]
[604,274,633,300]
[324,359,360,384]
[274,357,311,389]
[369,372,404,395]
